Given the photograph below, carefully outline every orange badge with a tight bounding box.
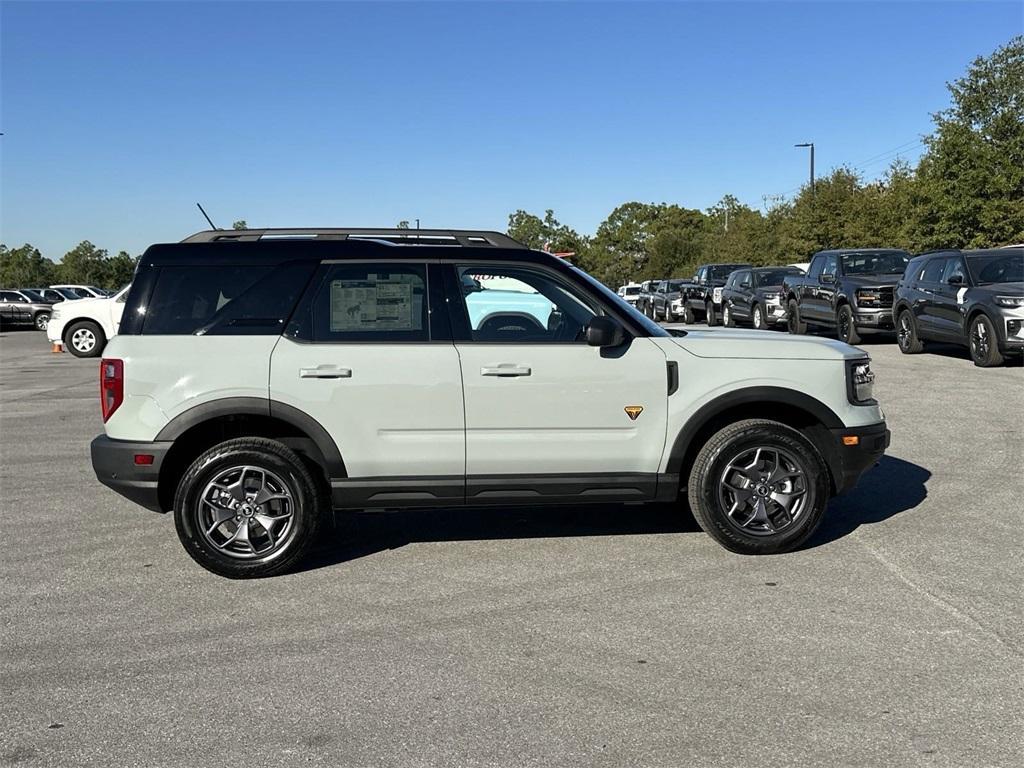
[624,406,644,421]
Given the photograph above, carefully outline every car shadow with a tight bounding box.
[295,455,929,572]
[802,455,930,549]
[297,501,702,573]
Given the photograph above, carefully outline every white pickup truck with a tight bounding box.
[48,285,130,357]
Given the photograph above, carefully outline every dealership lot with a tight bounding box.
[1,328,1021,767]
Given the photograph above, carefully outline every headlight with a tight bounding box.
[856,289,881,307]
[847,359,875,404]
[995,295,1024,308]
[763,292,780,302]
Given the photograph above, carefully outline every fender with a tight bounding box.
[154,396,347,477]
[665,386,843,476]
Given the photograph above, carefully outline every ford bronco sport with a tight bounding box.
[91,228,889,578]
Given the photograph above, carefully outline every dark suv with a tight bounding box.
[721,267,805,330]
[651,279,687,322]
[893,247,1024,367]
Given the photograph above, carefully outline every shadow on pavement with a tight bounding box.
[298,500,702,573]
[803,455,931,549]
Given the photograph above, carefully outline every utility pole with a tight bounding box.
[795,142,815,200]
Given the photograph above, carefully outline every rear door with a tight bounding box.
[444,261,669,503]
[270,261,465,506]
[915,257,948,337]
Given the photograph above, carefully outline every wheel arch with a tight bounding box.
[666,387,843,494]
[154,397,345,513]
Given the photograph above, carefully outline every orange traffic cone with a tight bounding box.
[51,342,63,354]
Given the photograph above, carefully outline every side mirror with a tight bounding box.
[586,316,626,347]
[947,274,964,286]
[820,273,835,284]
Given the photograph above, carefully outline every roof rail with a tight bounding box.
[181,228,527,249]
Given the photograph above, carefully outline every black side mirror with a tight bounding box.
[820,273,835,284]
[947,274,964,286]
[586,316,625,347]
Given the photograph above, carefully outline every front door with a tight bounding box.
[270,261,465,506]
[444,262,669,502]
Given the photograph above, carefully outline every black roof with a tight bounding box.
[813,248,910,256]
[916,246,1024,259]
[181,228,525,249]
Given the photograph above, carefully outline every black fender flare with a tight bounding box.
[154,396,346,478]
[665,386,844,477]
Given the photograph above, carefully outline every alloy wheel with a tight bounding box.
[35,314,50,331]
[717,446,808,536]
[753,307,764,329]
[197,465,296,560]
[71,328,96,353]
[971,320,989,359]
[897,314,912,350]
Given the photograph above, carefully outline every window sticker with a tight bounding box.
[329,279,415,331]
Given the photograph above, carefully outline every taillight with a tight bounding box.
[100,358,123,422]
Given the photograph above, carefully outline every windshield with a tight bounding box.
[667,280,686,291]
[570,266,668,337]
[624,286,640,296]
[966,251,1024,285]
[841,251,910,275]
[755,269,799,287]
[53,288,80,300]
[21,290,46,302]
[710,265,745,280]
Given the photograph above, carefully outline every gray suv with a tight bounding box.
[893,247,1024,367]
[0,290,54,331]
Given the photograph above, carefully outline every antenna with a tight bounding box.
[196,203,220,230]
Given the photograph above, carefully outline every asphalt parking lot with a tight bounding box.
[1,326,1021,768]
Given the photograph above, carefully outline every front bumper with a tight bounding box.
[852,308,894,331]
[997,309,1024,352]
[91,435,172,512]
[826,422,890,495]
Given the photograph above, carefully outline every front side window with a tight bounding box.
[821,255,838,279]
[920,258,947,284]
[739,271,752,289]
[941,258,966,284]
[456,264,598,343]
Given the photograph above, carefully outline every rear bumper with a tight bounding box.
[90,435,172,512]
[827,422,890,495]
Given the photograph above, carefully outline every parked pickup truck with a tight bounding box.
[782,249,911,344]
[679,263,751,326]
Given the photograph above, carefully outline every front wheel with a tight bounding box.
[969,314,1004,367]
[722,304,735,327]
[682,305,695,324]
[896,310,924,354]
[64,320,106,358]
[173,438,325,578]
[705,302,719,327]
[752,304,766,330]
[787,300,807,334]
[687,419,829,555]
[837,304,862,345]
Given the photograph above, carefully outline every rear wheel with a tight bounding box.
[896,310,923,354]
[687,419,829,555]
[752,304,766,330]
[787,299,806,334]
[837,304,861,345]
[34,312,50,331]
[705,301,719,327]
[969,314,1004,368]
[722,304,735,327]
[173,438,325,578]
[64,320,105,358]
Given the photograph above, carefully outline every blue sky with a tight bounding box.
[1,1,1020,257]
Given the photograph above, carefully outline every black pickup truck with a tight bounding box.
[782,248,911,344]
[679,263,751,325]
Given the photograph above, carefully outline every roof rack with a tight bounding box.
[181,228,527,249]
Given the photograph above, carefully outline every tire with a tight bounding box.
[705,302,719,327]
[682,305,695,324]
[687,419,829,555]
[34,312,51,331]
[173,437,325,578]
[836,304,861,345]
[64,320,105,358]
[896,309,924,354]
[968,314,1004,368]
[722,304,735,327]
[665,308,676,323]
[752,304,766,330]
[787,299,807,334]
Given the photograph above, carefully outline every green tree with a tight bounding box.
[506,209,585,255]
[396,220,410,229]
[56,241,109,287]
[0,243,56,287]
[914,35,1024,247]
[104,251,138,289]
[232,220,248,230]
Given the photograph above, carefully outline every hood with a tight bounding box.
[669,328,864,361]
[52,295,109,312]
[843,274,901,287]
[971,281,1023,298]
[756,283,785,294]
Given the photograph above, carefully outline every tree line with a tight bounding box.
[507,37,1023,287]
[2,38,1019,293]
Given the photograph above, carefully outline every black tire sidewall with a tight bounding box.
[173,440,321,578]
[969,315,1002,367]
[64,321,105,358]
[688,421,829,555]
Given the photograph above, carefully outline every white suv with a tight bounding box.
[91,229,889,578]
[48,285,130,357]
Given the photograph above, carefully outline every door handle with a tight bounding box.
[300,365,352,379]
[481,364,531,377]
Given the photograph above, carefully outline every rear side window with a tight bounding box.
[290,263,429,343]
[142,262,314,335]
